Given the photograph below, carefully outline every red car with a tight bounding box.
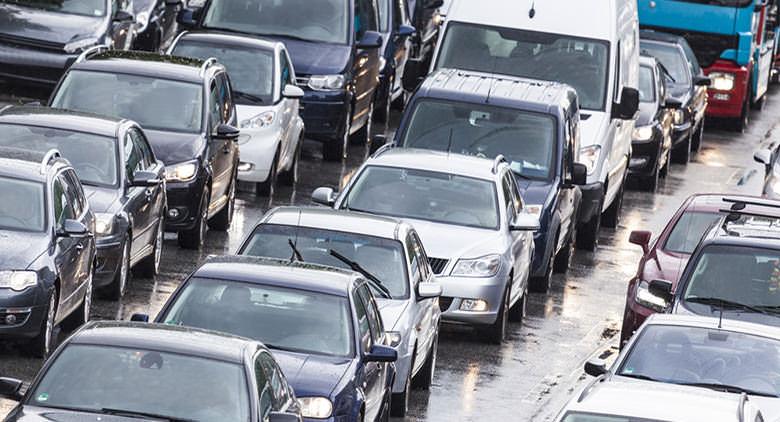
[619,194,759,345]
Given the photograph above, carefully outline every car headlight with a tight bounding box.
[525,205,543,219]
[95,213,116,236]
[240,111,275,129]
[135,11,150,32]
[299,397,333,419]
[308,74,346,91]
[452,255,501,277]
[579,145,601,175]
[165,161,198,183]
[64,37,100,54]
[385,331,402,348]
[632,125,654,141]
[709,72,735,91]
[0,271,37,292]
[635,280,668,312]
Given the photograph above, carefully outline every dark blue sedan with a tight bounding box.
[150,255,397,422]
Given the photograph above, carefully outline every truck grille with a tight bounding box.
[427,257,449,275]
[641,25,738,68]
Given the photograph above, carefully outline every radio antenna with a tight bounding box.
[446,128,454,156]
[529,1,536,18]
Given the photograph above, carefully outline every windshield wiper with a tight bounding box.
[233,90,264,104]
[674,382,779,398]
[259,33,315,43]
[328,249,392,299]
[288,239,304,262]
[343,205,377,216]
[101,407,196,422]
[685,297,776,317]
[618,373,659,382]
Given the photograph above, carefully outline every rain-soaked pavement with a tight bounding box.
[1,82,778,421]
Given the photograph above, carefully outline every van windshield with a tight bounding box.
[436,22,610,111]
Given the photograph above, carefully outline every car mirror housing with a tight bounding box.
[566,163,588,186]
[283,84,305,99]
[357,31,383,49]
[269,412,302,422]
[628,230,652,254]
[584,358,608,377]
[417,282,442,300]
[131,170,162,187]
[60,219,89,238]
[397,25,416,38]
[130,313,150,322]
[613,87,639,120]
[510,213,540,232]
[754,148,772,166]
[365,344,397,363]
[214,124,240,140]
[312,187,336,206]
[648,279,674,302]
[663,97,683,110]
[0,377,23,401]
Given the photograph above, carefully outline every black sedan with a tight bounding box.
[0,106,167,300]
[0,321,302,421]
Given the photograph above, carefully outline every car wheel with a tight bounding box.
[351,101,374,145]
[279,142,301,186]
[412,334,438,390]
[209,175,236,231]
[670,134,691,164]
[135,219,163,278]
[257,151,279,197]
[637,164,660,192]
[553,225,575,274]
[390,370,411,417]
[576,208,601,252]
[27,287,58,358]
[178,189,209,250]
[530,247,553,293]
[486,286,509,344]
[508,289,526,323]
[733,96,750,133]
[104,238,130,300]
[323,105,352,161]
[602,180,625,229]
[690,118,704,152]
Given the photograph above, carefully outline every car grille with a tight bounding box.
[428,257,449,275]
[641,25,738,68]
[438,297,454,312]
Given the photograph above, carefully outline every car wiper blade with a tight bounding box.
[288,239,304,262]
[101,407,196,422]
[674,382,779,398]
[233,90,264,104]
[618,372,659,382]
[344,205,377,216]
[261,33,315,43]
[328,249,392,299]
[685,297,776,317]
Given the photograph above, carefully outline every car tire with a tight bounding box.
[508,291,526,323]
[530,246,553,293]
[135,219,163,278]
[390,371,410,417]
[209,175,236,231]
[602,180,624,229]
[553,227,575,274]
[104,238,130,300]
[671,134,691,164]
[576,209,601,252]
[732,96,750,133]
[323,105,353,162]
[27,287,58,358]
[279,142,301,186]
[351,101,374,145]
[178,189,209,250]
[64,274,91,331]
[690,118,704,152]
[257,151,279,196]
[485,286,509,344]
[374,83,392,135]
[412,334,438,390]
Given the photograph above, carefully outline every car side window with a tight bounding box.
[353,288,372,352]
[359,285,384,345]
[129,128,155,168]
[279,51,293,86]
[208,81,222,129]
[124,133,144,179]
[63,170,86,217]
[253,354,273,419]
[54,174,76,225]
[355,0,379,39]
[405,234,421,283]
[412,232,432,281]
[259,352,289,409]
[217,73,235,124]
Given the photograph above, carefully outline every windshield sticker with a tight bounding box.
[36,392,49,402]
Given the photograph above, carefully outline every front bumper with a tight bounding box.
[299,89,349,141]
[94,237,123,288]
[236,127,281,183]
[0,286,47,340]
[629,136,662,178]
[577,182,604,224]
[164,177,207,232]
[0,43,76,86]
[436,274,508,326]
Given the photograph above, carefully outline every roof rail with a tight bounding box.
[492,155,507,174]
[717,197,780,223]
[576,374,605,403]
[40,149,61,174]
[76,45,110,64]
[723,197,780,210]
[371,142,395,158]
[199,57,218,77]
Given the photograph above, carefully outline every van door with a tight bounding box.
[607,30,635,208]
[354,0,381,129]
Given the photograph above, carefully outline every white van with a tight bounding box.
[423,0,640,250]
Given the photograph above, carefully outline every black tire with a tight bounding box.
[576,206,602,252]
[637,165,660,192]
[279,142,301,186]
[351,101,374,145]
[209,176,236,231]
[602,181,624,229]
[732,96,750,133]
[508,291,526,323]
[135,219,163,278]
[378,390,391,422]
[104,238,130,300]
[257,152,278,197]
[690,118,704,153]
[553,226,575,274]
[412,334,438,390]
[323,105,352,161]
[178,189,209,250]
[530,248,553,293]
[671,134,691,164]
[390,372,410,417]
[391,89,409,111]
[64,275,91,331]
[485,286,509,344]
[27,287,58,358]
[374,78,392,125]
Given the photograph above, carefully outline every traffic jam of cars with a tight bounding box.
[2,0,780,421]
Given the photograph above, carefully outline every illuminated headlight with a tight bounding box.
[635,280,668,312]
[95,213,116,236]
[460,299,488,312]
[632,125,654,141]
[525,205,543,219]
[165,161,198,183]
[299,397,333,419]
[64,37,100,54]
[385,331,402,348]
[0,271,37,292]
[579,145,602,175]
[709,72,735,91]
[240,111,275,129]
[308,74,346,91]
[673,109,685,125]
[452,255,501,277]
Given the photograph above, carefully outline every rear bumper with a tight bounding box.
[0,43,75,86]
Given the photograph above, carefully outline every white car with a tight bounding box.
[169,32,305,195]
[563,314,780,421]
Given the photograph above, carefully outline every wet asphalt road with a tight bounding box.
[0,83,778,421]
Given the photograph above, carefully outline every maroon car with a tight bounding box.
[618,194,761,345]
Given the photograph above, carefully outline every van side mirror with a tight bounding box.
[613,87,639,120]
[176,8,200,28]
[365,344,397,362]
[567,163,588,186]
[357,31,383,49]
[648,279,674,303]
[312,187,336,206]
[0,377,23,401]
[584,358,608,377]
[283,84,305,99]
[628,230,652,254]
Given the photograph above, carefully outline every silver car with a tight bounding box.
[237,206,442,417]
[313,147,538,343]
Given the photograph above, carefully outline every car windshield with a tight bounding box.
[203,0,349,45]
[240,224,409,299]
[436,22,610,111]
[28,344,250,421]
[50,70,203,134]
[618,324,780,398]
[400,100,556,180]
[162,278,354,357]
[0,0,106,16]
[0,124,118,187]
[664,211,721,254]
[562,413,665,422]
[640,41,690,85]
[172,41,275,105]
[0,176,45,232]
[342,166,499,230]
[639,66,656,103]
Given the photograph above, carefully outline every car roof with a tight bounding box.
[70,321,256,364]
[176,31,279,53]
[192,255,361,298]
[367,148,505,181]
[640,29,687,45]
[645,313,780,341]
[0,106,125,138]
[0,147,67,181]
[261,206,406,241]
[71,50,213,84]
[417,68,575,115]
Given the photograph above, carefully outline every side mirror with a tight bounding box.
[113,10,134,22]
[402,58,426,91]
[357,31,383,49]
[176,7,199,28]
[425,0,445,8]
[130,313,150,322]
[693,76,712,87]
[282,84,305,99]
[131,170,162,187]
[754,148,772,166]
[417,282,442,300]
[369,134,388,154]
[510,213,541,232]
[59,219,89,238]
[567,163,588,186]
[312,187,336,206]
[397,25,416,39]
[663,98,683,110]
[648,279,674,303]
[628,230,652,254]
[613,87,639,120]
[214,123,240,140]
[584,358,608,377]
[365,344,397,362]
[269,412,302,422]
[0,377,23,401]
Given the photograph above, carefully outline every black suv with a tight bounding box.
[0,107,167,300]
[49,50,240,249]
[0,147,96,357]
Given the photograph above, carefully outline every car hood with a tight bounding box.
[83,186,121,214]
[270,38,351,76]
[644,249,689,291]
[667,83,692,103]
[272,350,353,398]
[376,298,409,331]
[8,406,148,421]
[0,3,105,47]
[0,230,49,271]
[403,218,504,261]
[143,129,205,166]
[514,179,554,208]
[579,111,608,149]
[636,102,656,127]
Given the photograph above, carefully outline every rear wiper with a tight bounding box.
[674,382,779,398]
[233,90,264,104]
[328,249,392,299]
[101,407,196,422]
[685,297,776,317]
